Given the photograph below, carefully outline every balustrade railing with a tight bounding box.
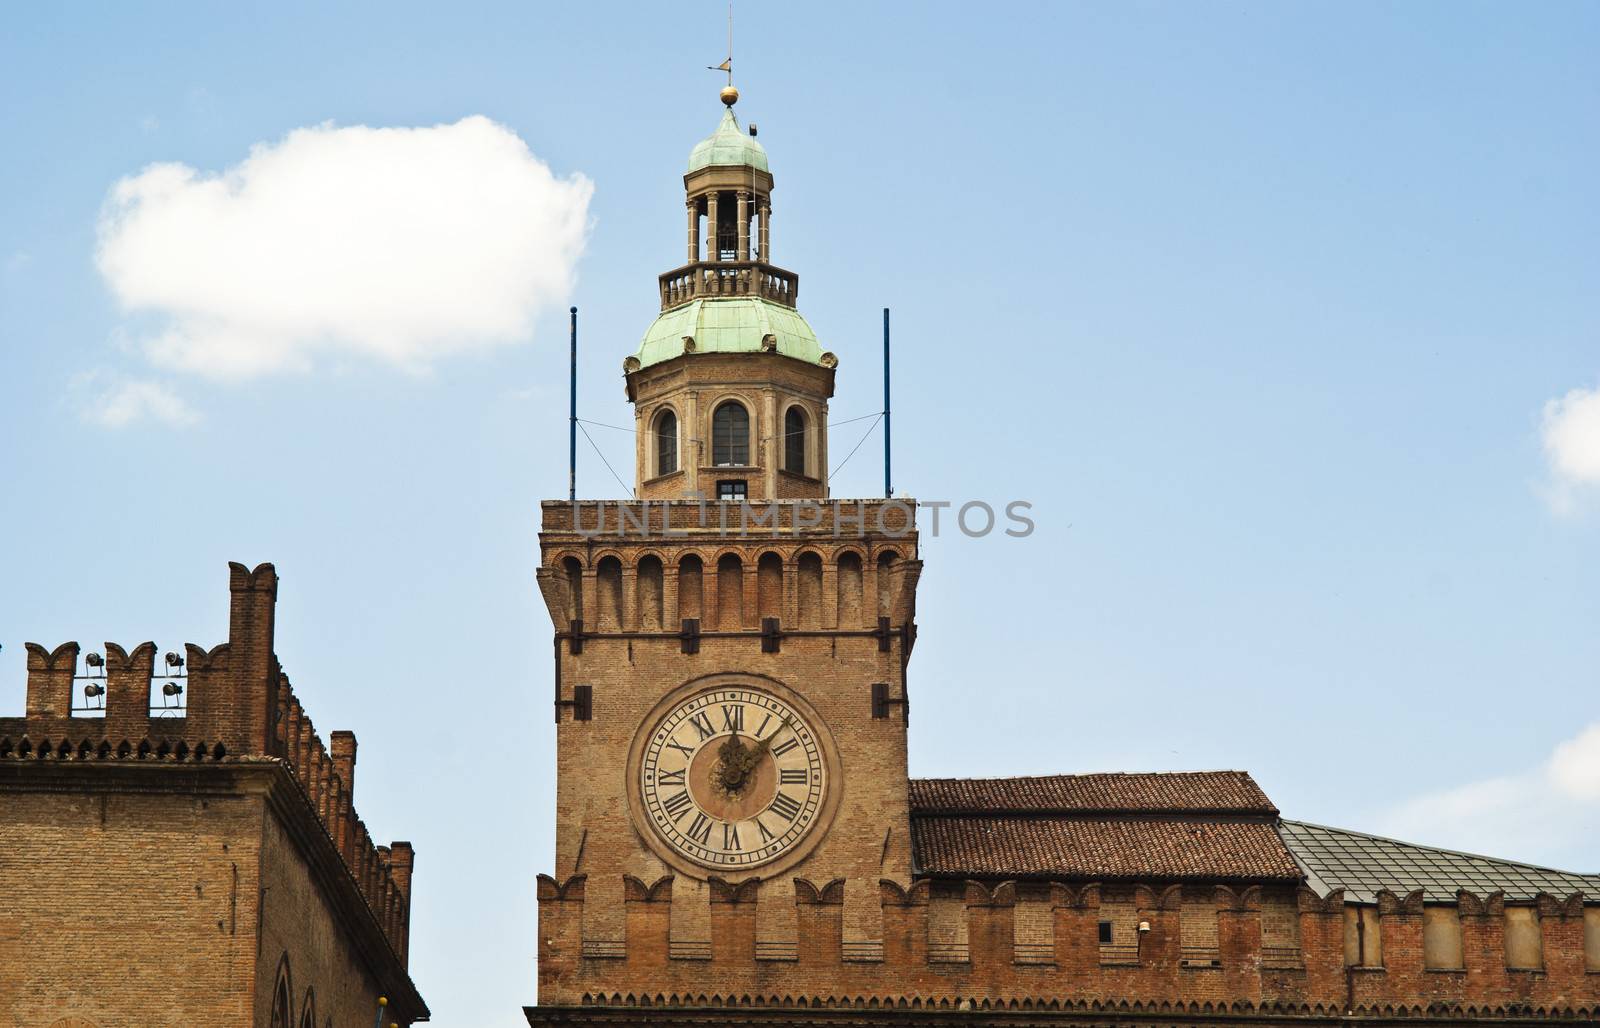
[659,260,798,310]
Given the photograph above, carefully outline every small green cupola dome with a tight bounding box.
[687,108,768,174]
[632,296,832,371]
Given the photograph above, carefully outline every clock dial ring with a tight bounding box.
[627,673,839,878]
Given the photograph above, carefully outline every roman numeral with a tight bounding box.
[687,812,713,845]
[770,791,802,821]
[755,817,775,843]
[771,738,799,757]
[662,790,693,821]
[722,822,742,851]
[779,769,807,785]
[658,768,685,786]
[754,713,773,738]
[665,737,695,759]
[688,712,716,740]
[720,704,744,732]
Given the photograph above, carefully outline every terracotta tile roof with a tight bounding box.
[909,771,1278,816]
[911,816,1302,881]
[907,772,1297,882]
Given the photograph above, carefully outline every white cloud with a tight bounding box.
[1540,382,1600,513]
[1377,721,1600,865]
[95,116,592,381]
[79,376,199,428]
[1549,723,1600,802]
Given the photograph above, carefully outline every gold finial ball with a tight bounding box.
[720,85,739,107]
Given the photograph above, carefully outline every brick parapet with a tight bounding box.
[534,874,1600,1017]
[3,560,417,974]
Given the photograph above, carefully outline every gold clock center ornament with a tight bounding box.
[631,677,837,873]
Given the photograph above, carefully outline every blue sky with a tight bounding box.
[2,2,1598,1024]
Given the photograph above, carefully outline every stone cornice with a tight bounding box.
[525,1003,1598,1026]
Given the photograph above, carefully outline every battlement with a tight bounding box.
[0,561,414,965]
[535,873,1600,1018]
[537,501,920,643]
[540,498,918,542]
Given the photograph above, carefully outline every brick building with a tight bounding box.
[0,562,426,1028]
[524,87,1600,1026]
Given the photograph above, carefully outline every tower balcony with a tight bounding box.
[659,260,798,311]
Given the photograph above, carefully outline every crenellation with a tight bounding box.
[3,561,425,1024]
[9,568,415,968]
[24,640,80,721]
[529,872,1600,1012]
[102,641,156,740]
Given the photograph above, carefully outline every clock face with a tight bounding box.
[639,684,828,870]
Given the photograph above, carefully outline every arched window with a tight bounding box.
[596,556,623,630]
[796,551,823,628]
[784,406,807,474]
[712,401,749,466]
[757,551,783,620]
[677,554,703,622]
[716,553,744,629]
[269,956,292,1028]
[655,409,678,476]
[561,556,583,627]
[837,551,863,626]
[298,989,317,1028]
[637,555,664,630]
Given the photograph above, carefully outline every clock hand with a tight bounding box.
[751,716,792,757]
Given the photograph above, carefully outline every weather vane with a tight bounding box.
[708,2,737,105]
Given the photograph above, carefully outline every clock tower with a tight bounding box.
[534,85,921,994]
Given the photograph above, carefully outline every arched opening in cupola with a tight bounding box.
[784,406,807,475]
[712,401,750,466]
[654,409,678,477]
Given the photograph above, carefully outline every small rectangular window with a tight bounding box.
[716,480,747,501]
[1098,921,1113,944]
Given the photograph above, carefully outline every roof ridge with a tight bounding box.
[912,769,1255,782]
[1280,820,1600,882]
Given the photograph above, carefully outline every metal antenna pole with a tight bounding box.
[568,306,578,502]
[883,307,892,498]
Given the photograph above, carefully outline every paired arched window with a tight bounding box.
[712,401,749,466]
[784,406,807,474]
[654,409,678,476]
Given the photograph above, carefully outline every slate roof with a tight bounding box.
[908,772,1301,882]
[1278,820,1600,903]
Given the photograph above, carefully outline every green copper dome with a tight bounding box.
[687,108,769,173]
[633,297,827,370]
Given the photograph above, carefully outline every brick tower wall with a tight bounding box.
[539,498,920,993]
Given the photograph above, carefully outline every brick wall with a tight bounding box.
[0,785,263,1027]
[536,875,1600,1016]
